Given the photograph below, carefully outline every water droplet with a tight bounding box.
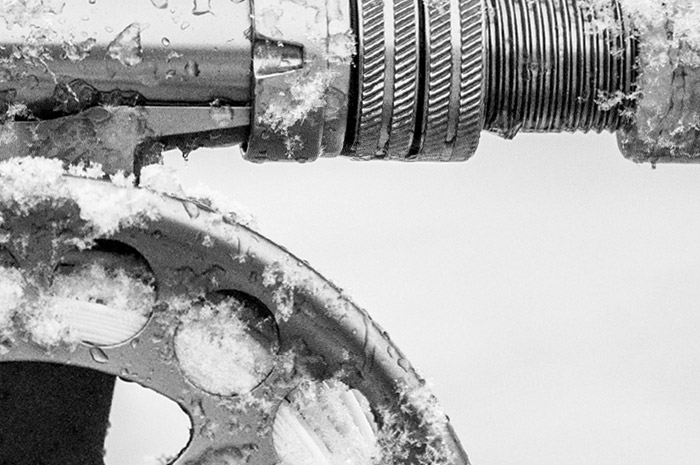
[89,0,96,3]
[107,23,143,67]
[150,0,168,8]
[397,357,410,372]
[130,338,140,349]
[192,0,212,15]
[183,201,200,218]
[90,347,109,364]
[161,37,171,46]
[81,15,90,21]
[184,60,200,77]
[386,345,395,359]
[165,69,177,79]
[105,26,113,33]
[180,21,190,30]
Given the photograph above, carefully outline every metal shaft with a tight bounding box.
[0,0,639,165]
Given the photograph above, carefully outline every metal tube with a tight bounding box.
[0,0,253,117]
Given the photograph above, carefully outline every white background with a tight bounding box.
[111,131,700,465]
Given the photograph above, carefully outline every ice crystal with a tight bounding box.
[376,382,453,465]
[62,37,96,62]
[107,23,143,67]
[259,70,336,134]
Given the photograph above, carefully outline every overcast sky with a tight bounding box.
[110,131,700,465]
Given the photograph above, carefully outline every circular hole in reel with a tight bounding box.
[173,290,279,397]
[24,240,157,348]
[272,379,379,465]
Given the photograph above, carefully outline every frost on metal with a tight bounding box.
[1,261,154,348]
[580,0,700,160]
[377,382,454,465]
[259,69,337,134]
[0,157,163,243]
[273,379,379,465]
[623,0,700,159]
[172,296,275,396]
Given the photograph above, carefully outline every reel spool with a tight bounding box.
[0,162,470,465]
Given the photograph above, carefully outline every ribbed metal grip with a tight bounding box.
[349,0,636,162]
[352,0,484,161]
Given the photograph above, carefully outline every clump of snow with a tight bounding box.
[273,380,379,465]
[0,265,24,337]
[51,263,154,318]
[0,157,66,214]
[173,296,275,396]
[21,262,154,347]
[259,69,336,134]
[262,261,304,321]
[0,157,164,245]
[580,0,700,160]
[376,381,453,465]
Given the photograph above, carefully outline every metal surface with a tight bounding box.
[482,0,636,137]
[0,176,470,465]
[245,0,353,162]
[0,0,657,164]
[0,0,252,113]
[352,0,483,161]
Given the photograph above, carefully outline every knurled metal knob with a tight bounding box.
[351,0,484,161]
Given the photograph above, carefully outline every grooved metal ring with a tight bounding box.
[453,0,484,160]
[420,0,455,160]
[356,0,386,158]
[354,0,483,161]
[386,0,421,158]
